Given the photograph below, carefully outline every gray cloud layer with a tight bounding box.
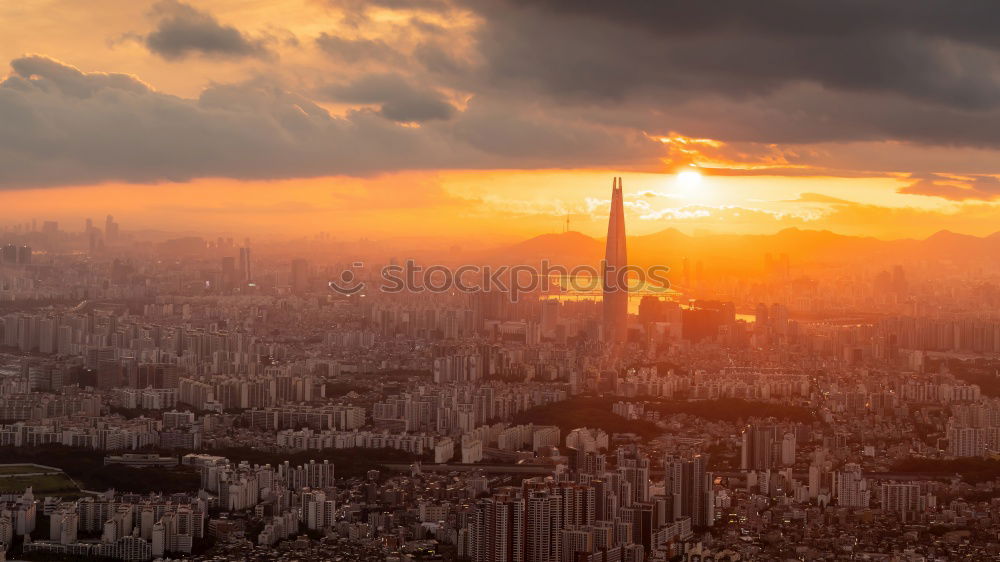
[5,0,1000,195]
[471,0,1000,107]
[0,55,658,188]
[320,73,456,122]
[316,33,403,64]
[144,0,271,60]
[455,0,1000,149]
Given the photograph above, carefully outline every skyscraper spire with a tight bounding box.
[603,176,628,343]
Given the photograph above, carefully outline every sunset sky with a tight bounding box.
[3,0,1000,242]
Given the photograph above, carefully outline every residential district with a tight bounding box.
[0,213,999,561]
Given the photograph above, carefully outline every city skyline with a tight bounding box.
[5,2,1000,562]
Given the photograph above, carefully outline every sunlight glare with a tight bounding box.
[675,169,703,196]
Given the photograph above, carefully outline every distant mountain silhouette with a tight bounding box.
[482,231,603,266]
[480,228,1000,273]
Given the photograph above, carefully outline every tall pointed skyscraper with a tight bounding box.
[603,177,628,343]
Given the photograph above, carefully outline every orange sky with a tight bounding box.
[1,170,993,242]
[3,0,1000,243]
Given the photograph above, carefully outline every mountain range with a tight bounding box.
[479,228,1000,274]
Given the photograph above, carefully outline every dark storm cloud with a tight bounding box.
[316,33,404,64]
[0,56,661,188]
[9,1,1000,193]
[320,73,457,122]
[466,0,1000,109]
[647,83,1000,150]
[413,42,471,77]
[0,56,449,187]
[494,0,1000,45]
[144,0,271,60]
[328,0,453,14]
[449,96,654,164]
[435,0,1000,155]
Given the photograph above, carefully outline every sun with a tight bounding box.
[675,169,703,195]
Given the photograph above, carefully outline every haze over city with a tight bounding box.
[4,2,1000,562]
